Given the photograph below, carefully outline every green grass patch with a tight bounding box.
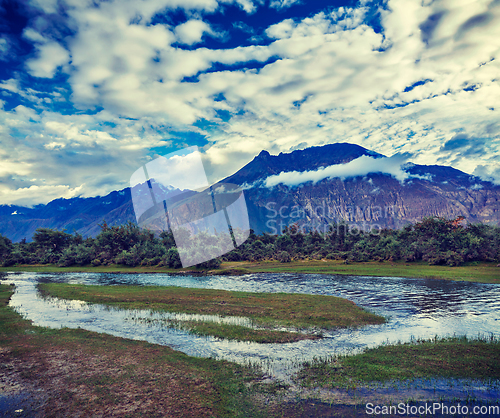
[38,283,385,333]
[132,316,321,343]
[296,335,500,389]
[0,283,33,341]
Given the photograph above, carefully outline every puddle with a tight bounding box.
[296,377,500,405]
[2,271,500,399]
[0,391,45,418]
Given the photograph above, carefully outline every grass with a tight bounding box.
[126,314,321,344]
[38,283,385,335]
[147,319,321,343]
[1,260,499,283]
[0,283,32,340]
[296,335,500,389]
[0,283,286,417]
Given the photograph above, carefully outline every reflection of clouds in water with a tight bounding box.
[4,272,500,383]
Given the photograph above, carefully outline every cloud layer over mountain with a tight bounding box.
[263,154,411,187]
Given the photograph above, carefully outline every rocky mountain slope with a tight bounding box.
[223,144,500,233]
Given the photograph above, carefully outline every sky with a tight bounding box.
[0,0,499,206]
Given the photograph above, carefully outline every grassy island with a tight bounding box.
[37,283,385,343]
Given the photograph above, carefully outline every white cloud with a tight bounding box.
[44,141,66,150]
[26,42,70,78]
[175,20,214,45]
[472,164,500,185]
[26,0,59,14]
[199,0,500,182]
[269,0,301,10]
[265,19,296,39]
[262,154,411,188]
[0,38,9,60]
[0,184,84,207]
[231,0,256,13]
[0,103,171,205]
[0,160,33,177]
[0,79,20,94]
[22,28,47,43]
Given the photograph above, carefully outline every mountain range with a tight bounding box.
[1,143,499,242]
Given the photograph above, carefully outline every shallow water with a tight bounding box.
[2,271,500,386]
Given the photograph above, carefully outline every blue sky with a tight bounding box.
[0,0,499,206]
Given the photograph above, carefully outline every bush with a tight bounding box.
[0,234,12,263]
[165,247,182,269]
[278,251,291,263]
[74,244,95,265]
[39,249,61,264]
[445,251,464,267]
[32,228,73,253]
[224,249,242,262]
[2,215,497,268]
[114,250,128,266]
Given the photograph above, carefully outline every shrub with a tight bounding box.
[0,234,12,263]
[278,251,291,263]
[445,251,464,267]
[165,247,182,269]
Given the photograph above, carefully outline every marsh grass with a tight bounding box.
[38,283,385,331]
[296,335,500,389]
[0,264,187,274]
[128,315,321,343]
[182,321,321,343]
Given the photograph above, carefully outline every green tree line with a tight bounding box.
[0,217,499,268]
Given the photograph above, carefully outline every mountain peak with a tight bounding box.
[257,150,271,158]
[223,142,383,185]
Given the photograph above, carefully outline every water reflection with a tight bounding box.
[2,271,500,385]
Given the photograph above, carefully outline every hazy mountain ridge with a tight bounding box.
[1,143,499,241]
[0,182,184,242]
